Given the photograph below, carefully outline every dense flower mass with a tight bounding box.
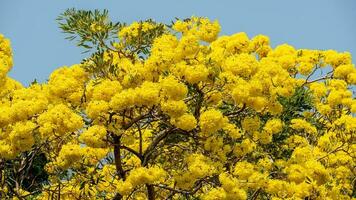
[0,15,356,200]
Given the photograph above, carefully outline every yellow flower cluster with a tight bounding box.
[47,64,88,105]
[290,118,317,135]
[37,104,84,138]
[84,79,123,120]
[0,121,36,159]
[256,118,283,144]
[170,113,197,131]
[159,75,188,100]
[0,36,52,159]
[85,100,110,119]
[0,85,47,128]
[109,81,160,111]
[119,21,159,44]
[0,34,13,91]
[117,166,166,195]
[161,100,187,118]
[1,15,356,199]
[334,64,356,83]
[79,125,107,148]
[202,173,247,200]
[200,109,228,134]
[173,17,221,42]
[233,138,257,157]
[175,153,215,189]
[54,143,84,169]
[87,79,123,102]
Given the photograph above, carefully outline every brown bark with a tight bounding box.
[113,135,126,180]
[146,184,155,200]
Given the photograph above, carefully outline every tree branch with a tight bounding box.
[142,127,176,166]
[112,135,126,180]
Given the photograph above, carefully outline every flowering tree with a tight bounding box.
[0,9,355,200]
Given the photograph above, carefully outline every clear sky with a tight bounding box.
[1,0,355,85]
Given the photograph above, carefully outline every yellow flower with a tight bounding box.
[324,50,352,68]
[47,64,88,105]
[161,100,187,118]
[184,64,209,84]
[241,116,260,132]
[79,125,107,148]
[226,32,250,53]
[223,53,258,78]
[87,79,122,102]
[200,109,227,134]
[263,118,283,134]
[37,104,84,138]
[171,114,197,131]
[56,144,84,169]
[86,100,110,119]
[290,118,317,135]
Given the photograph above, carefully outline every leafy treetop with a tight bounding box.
[0,9,355,200]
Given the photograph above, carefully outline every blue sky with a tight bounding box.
[1,0,355,85]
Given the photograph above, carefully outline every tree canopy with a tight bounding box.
[0,9,355,200]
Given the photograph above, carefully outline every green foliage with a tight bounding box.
[263,87,314,159]
[278,86,313,122]
[2,149,48,198]
[58,9,167,79]
[122,19,167,57]
[57,8,122,52]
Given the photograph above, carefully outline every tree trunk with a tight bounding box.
[113,135,126,180]
[113,134,125,200]
[146,184,155,200]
